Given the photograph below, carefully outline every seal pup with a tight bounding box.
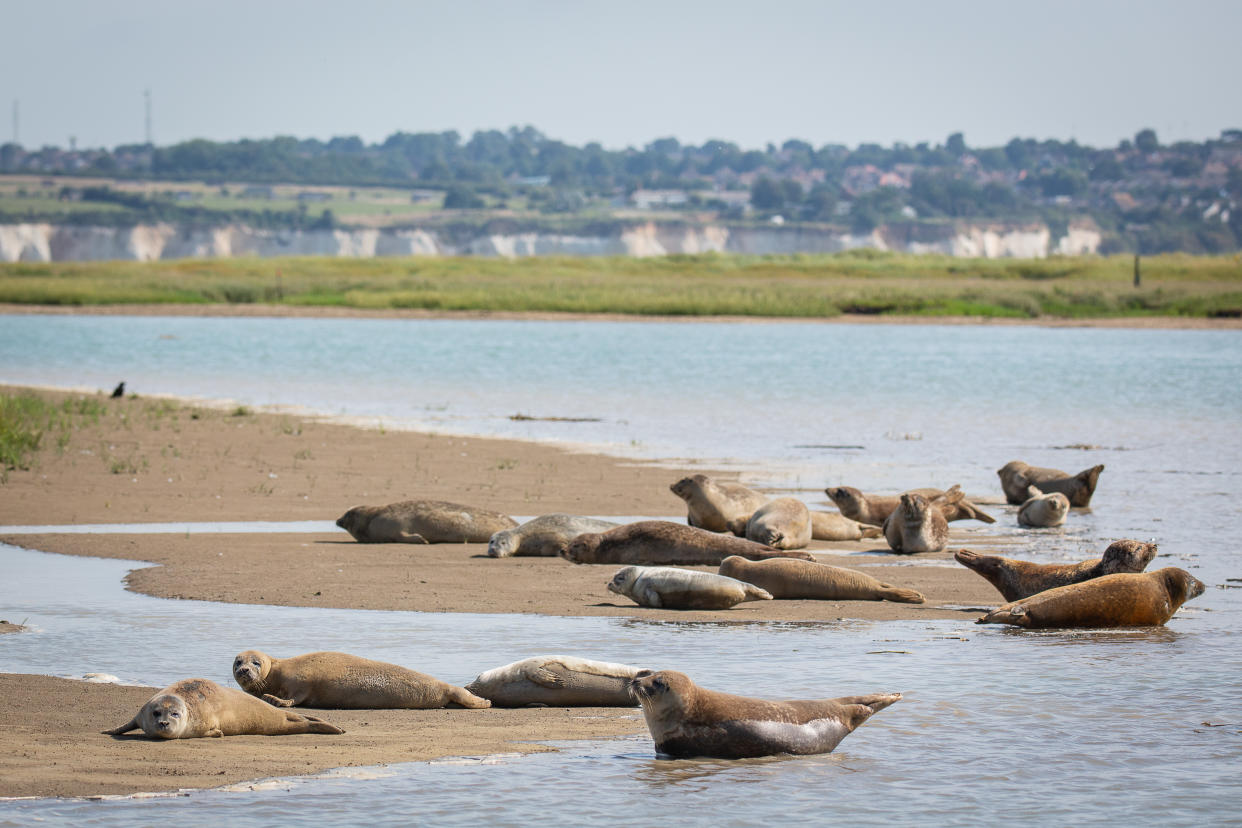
[1017,486,1070,527]
[488,514,619,558]
[561,521,814,565]
[809,511,883,541]
[232,650,490,709]
[669,474,768,533]
[729,497,812,550]
[466,656,648,707]
[954,540,1159,602]
[104,678,345,739]
[975,567,1205,628]
[827,485,994,524]
[997,461,1105,507]
[336,499,517,543]
[882,492,950,554]
[719,556,924,603]
[607,565,773,610]
[629,670,901,759]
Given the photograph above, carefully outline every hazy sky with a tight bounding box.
[4,0,1239,153]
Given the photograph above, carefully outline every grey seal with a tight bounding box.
[607,565,773,609]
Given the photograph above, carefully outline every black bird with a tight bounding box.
[111,382,126,398]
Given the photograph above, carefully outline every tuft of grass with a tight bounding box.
[231,405,253,417]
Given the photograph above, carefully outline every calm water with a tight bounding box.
[1,314,1241,824]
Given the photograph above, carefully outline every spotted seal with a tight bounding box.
[104,678,345,739]
[975,567,1204,628]
[232,649,490,709]
[561,520,815,565]
[1017,485,1070,527]
[628,670,901,759]
[882,492,950,554]
[607,565,773,609]
[465,655,648,707]
[669,474,768,533]
[827,485,994,524]
[954,540,1159,602]
[730,497,812,550]
[336,499,517,543]
[997,461,1104,507]
[718,556,924,603]
[809,511,883,541]
[487,514,620,557]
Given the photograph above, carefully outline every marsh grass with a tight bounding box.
[1,252,1240,318]
[0,392,108,480]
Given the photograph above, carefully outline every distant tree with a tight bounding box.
[801,183,838,220]
[1005,138,1032,169]
[750,177,785,210]
[1134,129,1159,153]
[1165,156,1203,178]
[443,186,484,209]
[1089,155,1124,181]
[945,132,967,156]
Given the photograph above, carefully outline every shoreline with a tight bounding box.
[3,302,1241,329]
[1,383,1004,798]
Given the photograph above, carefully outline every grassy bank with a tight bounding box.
[1,251,1240,318]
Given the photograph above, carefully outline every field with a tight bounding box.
[1,251,1241,318]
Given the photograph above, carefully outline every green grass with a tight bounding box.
[0,392,108,480]
[1,251,1240,318]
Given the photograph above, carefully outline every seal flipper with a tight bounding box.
[262,693,296,707]
[103,717,139,736]
[976,603,1030,626]
[291,712,346,735]
[859,523,883,539]
[877,585,924,604]
[447,686,492,709]
[521,665,566,688]
[398,532,430,544]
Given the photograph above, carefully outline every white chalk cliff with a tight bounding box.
[0,220,1101,263]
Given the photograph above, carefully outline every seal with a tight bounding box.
[670,474,768,533]
[719,555,924,603]
[975,567,1205,628]
[882,492,950,554]
[997,461,1104,507]
[1017,485,1070,527]
[607,565,773,610]
[809,511,882,541]
[628,669,901,759]
[336,499,517,543]
[827,485,994,524]
[232,649,490,709]
[561,520,815,565]
[730,497,812,549]
[488,513,619,558]
[103,678,345,739]
[954,540,1159,602]
[466,655,649,707]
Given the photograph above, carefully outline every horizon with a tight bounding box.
[3,0,1240,153]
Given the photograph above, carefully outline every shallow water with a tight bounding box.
[1,315,1241,823]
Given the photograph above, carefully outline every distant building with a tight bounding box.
[631,189,688,209]
[297,191,331,202]
[241,185,274,199]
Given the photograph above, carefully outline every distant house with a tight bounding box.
[519,176,551,187]
[631,189,688,209]
[297,191,331,202]
[241,185,274,199]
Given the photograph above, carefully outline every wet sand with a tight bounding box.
[0,384,1003,798]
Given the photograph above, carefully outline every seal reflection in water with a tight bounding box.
[628,670,901,759]
[104,678,345,739]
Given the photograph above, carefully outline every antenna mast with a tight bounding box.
[144,88,152,145]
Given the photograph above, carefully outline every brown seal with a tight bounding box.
[882,492,950,554]
[730,497,812,549]
[955,540,1159,602]
[104,678,345,739]
[466,656,649,707]
[719,556,924,603]
[487,514,619,557]
[336,499,517,543]
[670,474,768,533]
[976,567,1205,628]
[607,565,773,609]
[827,485,994,524]
[997,461,1104,507]
[1017,485,1070,527]
[561,520,814,565]
[628,669,901,759]
[232,650,490,709]
[809,511,883,541]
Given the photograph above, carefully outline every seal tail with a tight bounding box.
[858,523,883,539]
[294,712,346,735]
[743,584,774,602]
[963,501,996,524]
[103,717,139,736]
[879,586,924,604]
[836,693,903,729]
[449,687,493,709]
[976,604,1029,627]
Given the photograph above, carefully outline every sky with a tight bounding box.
[3,0,1240,153]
